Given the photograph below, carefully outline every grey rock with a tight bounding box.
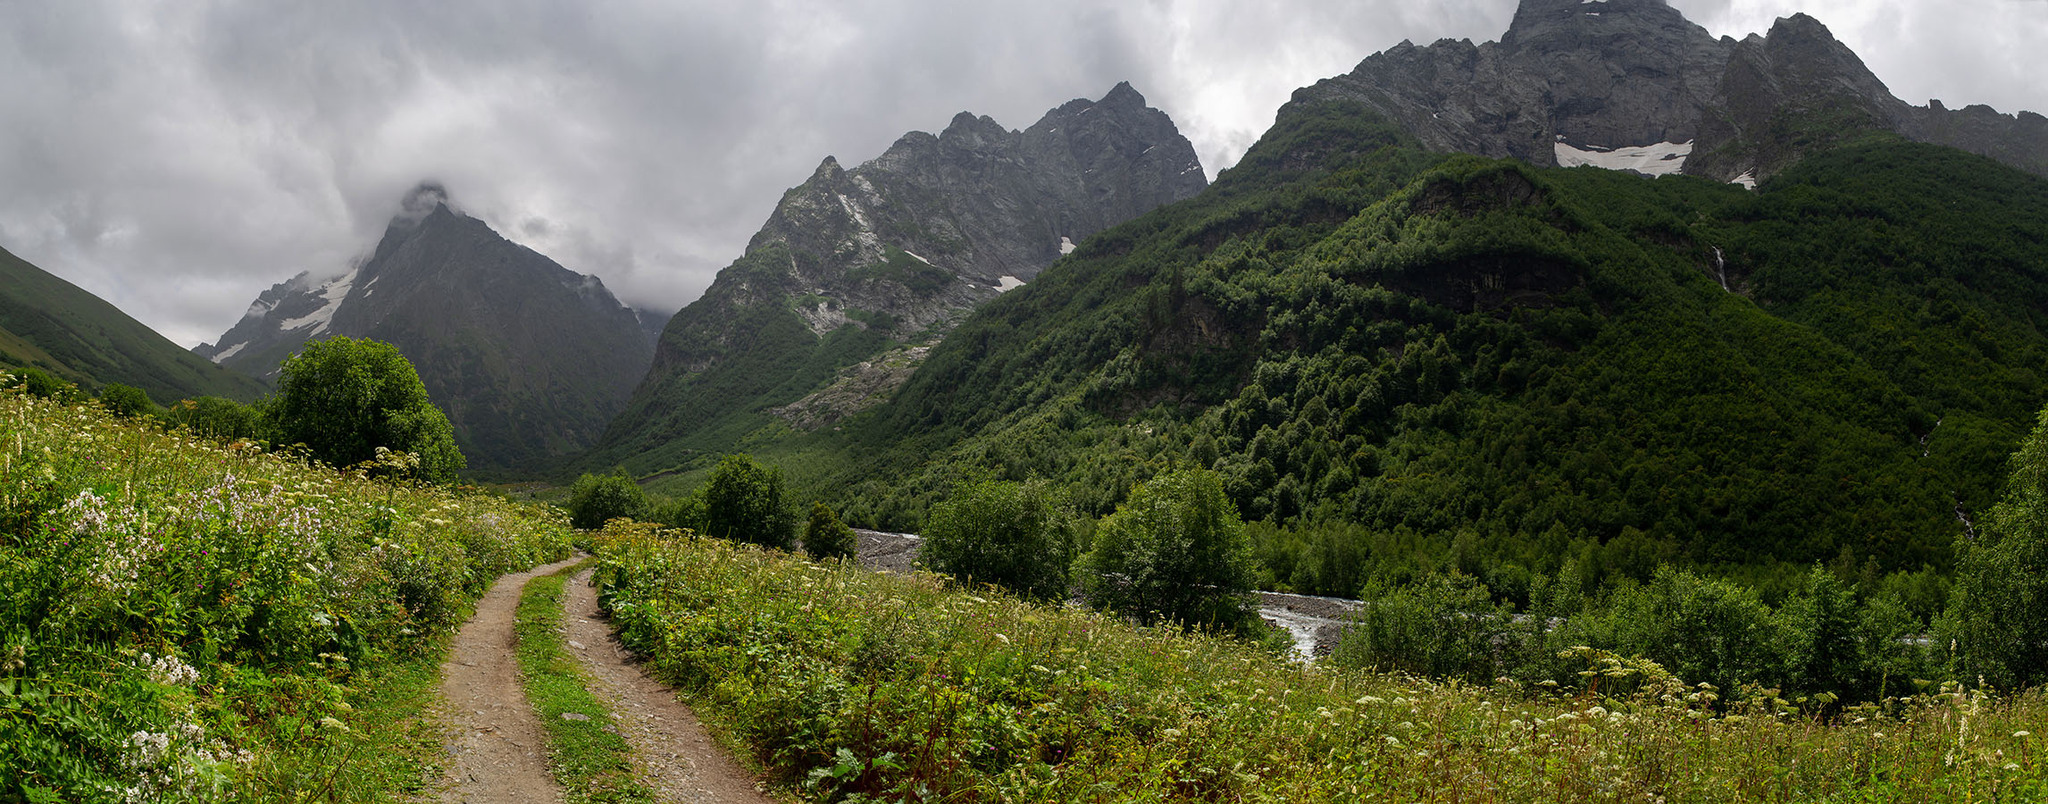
[598,83,1206,459]
[1287,0,2048,184]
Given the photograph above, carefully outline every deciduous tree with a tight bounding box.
[268,336,464,482]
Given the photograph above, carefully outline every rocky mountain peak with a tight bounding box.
[593,84,1210,464]
[1285,0,2048,185]
[1100,80,1145,108]
[939,112,1011,148]
[199,182,658,474]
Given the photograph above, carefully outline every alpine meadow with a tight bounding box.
[6,0,2048,800]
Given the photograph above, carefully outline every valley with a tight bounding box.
[5,0,2048,798]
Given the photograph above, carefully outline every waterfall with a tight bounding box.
[1713,247,1729,291]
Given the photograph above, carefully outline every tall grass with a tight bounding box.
[0,390,572,800]
[592,521,2046,802]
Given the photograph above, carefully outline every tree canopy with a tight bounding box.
[269,336,465,482]
[1081,467,1258,632]
[702,453,795,550]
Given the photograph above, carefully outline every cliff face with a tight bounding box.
[1290,0,2048,185]
[198,184,654,474]
[594,83,1208,470]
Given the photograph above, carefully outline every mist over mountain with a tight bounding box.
[587,83,1209,472]
[197,185,656,475]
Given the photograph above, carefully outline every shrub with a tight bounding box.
[1601,567,1785,695]
[656,491,707,534]
[96,383,153,418]
[1332,572,1514,681]
[3,366,69,399]
[164,396,265,442]
[565,469,650,530]
[702,453,795,550]
[1079,467,1258,632]
[803,502,858,561]
[919,478,1076,601]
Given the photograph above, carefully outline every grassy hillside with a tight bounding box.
[0,244,269,404]
[589,521,2047,802]
[0,388,572,798]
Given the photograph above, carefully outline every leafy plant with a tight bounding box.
[95,383,153,418]
[268,336,465,482]
[564,468,650,530]
[1080,467,1258,632]
[803,501,857,561]
[918,478,1075,601]
[1943,403,2048,689]
[701,453,795,550]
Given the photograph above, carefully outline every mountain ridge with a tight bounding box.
[1287,0,2048,186]
[588,83,1210,473]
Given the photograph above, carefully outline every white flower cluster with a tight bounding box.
[62,490,164,591]
[114,721,251,803]
[136,652,200,686]
[61,489,113,536]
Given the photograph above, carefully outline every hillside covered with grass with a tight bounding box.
[0,387,570,799]
[0,246,269,406]
[589,520,2047,802]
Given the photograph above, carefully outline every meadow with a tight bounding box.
[592,520,2046,803]
[0,389,571,800]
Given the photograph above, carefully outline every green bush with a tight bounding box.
[656,491,708,534]
[1332,572,1514,681]
[3,366,69,399]
[803,502,857,561]
[267,336,465,482]
[1601,567,1786,695]
[919,478,1076,601]
[95,383,153,418]
[565,469,650,530]
[702,453,795,550]
[163,395,265,442]
[1079,467,1258,632]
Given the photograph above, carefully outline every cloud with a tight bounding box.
[0,1,2039,348]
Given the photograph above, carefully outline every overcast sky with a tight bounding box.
[3,0,2044,348]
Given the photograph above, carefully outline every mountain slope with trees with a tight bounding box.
[799,95,2048,606]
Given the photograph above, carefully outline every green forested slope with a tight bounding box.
[0,244,268,403]
[788,102,2048,594]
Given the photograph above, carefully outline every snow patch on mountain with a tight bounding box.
[209,341,247,363]
[277,268,357,335]
[1553,140,1693,176]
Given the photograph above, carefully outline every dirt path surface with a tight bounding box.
[439,555,582,803]
[562,567,776,804]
